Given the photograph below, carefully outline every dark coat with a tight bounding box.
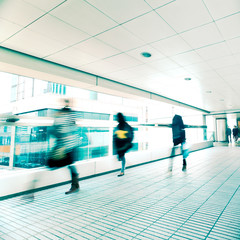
[113,122,134,157]
[172,114,185,146]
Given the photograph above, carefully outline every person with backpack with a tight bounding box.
[169,114,188,171]
[113,112,134,177]
[47,99,80,194]
[232,125,239,143]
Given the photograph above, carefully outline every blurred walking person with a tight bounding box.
[113,112,134,177]
[47,99,80,194]
[233,125,239,143]
[169,114,189,172]
[226,126,232,143]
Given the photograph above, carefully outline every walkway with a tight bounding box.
[0,146,240,240]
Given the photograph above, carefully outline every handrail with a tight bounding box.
[138,123,207,128]
[0,115,207,129]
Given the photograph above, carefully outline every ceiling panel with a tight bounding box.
[216,13,240,40]
[183,62,212,75]
[0,18,22,42]
[96,26,145,52]
[123,64,158,78]
[170,51,203,66]
[123,11,176,43]
[80,59,124,76]
[222,73,240,82]
[23,0,66,12]
[164,67,192,79]
[156,0,212,33]
[207,55,238,69]
[225,36,240,54]
[85,0,152,24]
[215,64,240,77]
[204,0,240,20]
[73,38,120,59]
[180,23,224,49]
[2,28,66,58]
[45,46,98,67]
[235,52,240,64]
[105,69,139,82]
[150,35,192,57]
[145,0,176,10]
[49,0,117,36]
[0,0,45,26]
[103,53,142,70]
[27,14,90,46]
[193,70,220,80]
[148,58,180,71]
[196,42,232,61]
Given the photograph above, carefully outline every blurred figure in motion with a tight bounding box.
[233,125,239,143]
[226,126,232,143]
[47,99,80,194]
[113,112,134,177]
[169,114,189,172]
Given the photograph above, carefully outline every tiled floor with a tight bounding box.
[0,146,240,240]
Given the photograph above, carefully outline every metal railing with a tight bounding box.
[0,114,207,170]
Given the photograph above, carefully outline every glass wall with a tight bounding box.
[0,70,208,169]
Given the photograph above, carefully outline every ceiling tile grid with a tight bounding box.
[1,28,67,58]
[22,0,67,12]
[203,0,240,20]
[122,11,176,43]
[45,46,98,68]
[0,18,23,43]
[155,0,213,33]
[215,13,240,40]
[0,0,240,112]
[150,35,192,57]
[49,0,118,36]
[26,15,91,46]
[85,0,152,24]
[73,38,121,60]
[179,22,224,50]
[196,42,233,61]
[96,25,145,52]
[144,0,176,10]
[0,0,45,26]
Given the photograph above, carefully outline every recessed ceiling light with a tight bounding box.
[184,78,191,81]
[141,52,151,58]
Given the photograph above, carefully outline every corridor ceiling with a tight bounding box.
[0,0,240,112]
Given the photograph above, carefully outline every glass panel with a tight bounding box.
[86,127,110,159]
[0,126,11,167]
[14,126,50,168]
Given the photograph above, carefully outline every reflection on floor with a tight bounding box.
[0,147,240,240]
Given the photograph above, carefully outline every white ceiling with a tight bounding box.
[0,0,240,112]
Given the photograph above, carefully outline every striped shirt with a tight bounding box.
[52,109,79,152]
